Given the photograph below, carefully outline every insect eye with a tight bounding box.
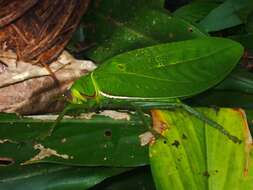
[63,90,73,102]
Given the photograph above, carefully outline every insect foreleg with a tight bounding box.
[132,101,241,144]
[40,104,91,139]
[39,105,72,139]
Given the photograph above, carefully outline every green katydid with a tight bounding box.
[53,37,244,143]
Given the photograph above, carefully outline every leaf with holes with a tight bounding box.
[0,112,148,166]
[150,108,253,190]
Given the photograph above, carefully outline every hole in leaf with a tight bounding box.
[0,157,14,166]
[171,140,180,148]
[182,134,187,140]
[104,130,112,138]
[203,171,210,177]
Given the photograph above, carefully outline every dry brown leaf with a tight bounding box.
[0,51,96,114]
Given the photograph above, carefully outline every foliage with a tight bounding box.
[150,109,253,190]
[2,0,253,189]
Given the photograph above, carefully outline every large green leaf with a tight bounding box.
[228,11,253,50]
[187,90,253,109]
[82,0,206,62]
[215,67,253,95]
[0,113,148,166]
[230,33,253,50]
[91,37,243,98]
[199,0,253,32]
[173,1,219,23]
[186,67,253,109]
[150,108,253,190]
[0,164,129,190]
[91,166,156,190]
[229,12,253,50]
[246,12,253,32]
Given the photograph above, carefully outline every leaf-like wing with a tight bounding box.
[94,37,243,98]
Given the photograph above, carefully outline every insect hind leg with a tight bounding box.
[132,101,241,144]
[179,103,241,144]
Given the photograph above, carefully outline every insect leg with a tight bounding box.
[131,102,168,142]
[131,102,152,129]
[132,101,241,144]
[39,106,71,139]
[40,104,89,139]
[179,103,241,144]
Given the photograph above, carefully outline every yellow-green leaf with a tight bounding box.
[150,108,253,190]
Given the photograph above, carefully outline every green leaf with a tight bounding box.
[199,0,253,32]
[91,166,156,190]
[246,12,253,32]
[244,109,253,130]
[173,2,219,23]
[230,33,253,50]
[143,0,165,9]
[186,67,253,108]
[83,0,206,62]
[0,113,148,166]
[92,37,243,98]
[0,164,129,190]
[150,108,253,190]
[187,90,253,109]
[215,67,253,95]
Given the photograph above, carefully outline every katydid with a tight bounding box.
[53,37,244,143]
